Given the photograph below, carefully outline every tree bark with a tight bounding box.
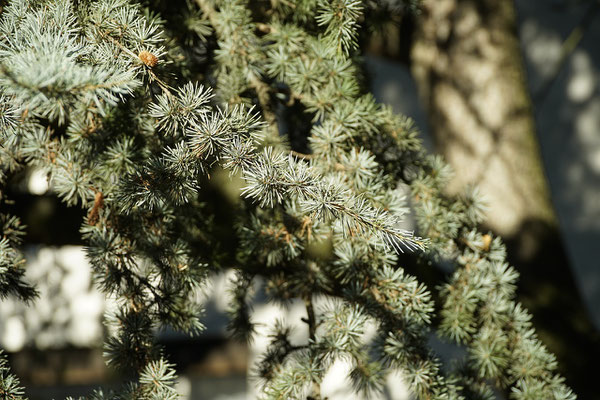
[411,0,555,238]
[410,0,600,397]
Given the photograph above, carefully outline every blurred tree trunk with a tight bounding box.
[411,0,554,238]
[410,0,599,396]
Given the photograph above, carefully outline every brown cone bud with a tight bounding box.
[138,50,158,68]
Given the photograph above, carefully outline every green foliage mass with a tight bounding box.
[0,0,575,399]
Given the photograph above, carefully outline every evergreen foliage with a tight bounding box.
[0,0,575,399]
[0,350,25,399]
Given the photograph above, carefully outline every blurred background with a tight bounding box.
[1,0,599,398]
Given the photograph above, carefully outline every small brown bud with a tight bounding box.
[138,50,158,68]
[88,191,104,226]
[481,234,492,252]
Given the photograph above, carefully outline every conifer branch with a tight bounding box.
[0,1,576,399]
